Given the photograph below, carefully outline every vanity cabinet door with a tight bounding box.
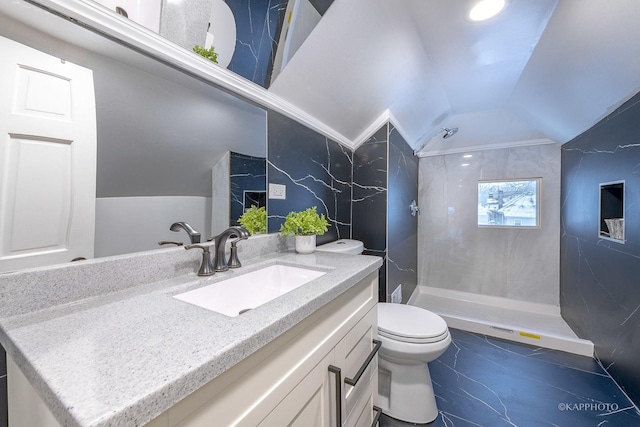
[258,350,334,427]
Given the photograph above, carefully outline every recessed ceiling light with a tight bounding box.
[461,163,470,167]
[463,154,473,158]
[469,0,506,22]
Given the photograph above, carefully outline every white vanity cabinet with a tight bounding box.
[258,305,379,427]
[6,269,381,427]
[149,271,380,427]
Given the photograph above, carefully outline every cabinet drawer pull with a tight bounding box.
[344,339,381,387]
[372,405,382,427]
[328,365,343,426]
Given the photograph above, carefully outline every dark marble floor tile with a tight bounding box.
[380,329,640,427]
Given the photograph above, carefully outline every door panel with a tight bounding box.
[0,36,96,272]
[2,136,72,253]
[14,65,72,119]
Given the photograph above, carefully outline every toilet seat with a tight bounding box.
[378,303,449,344]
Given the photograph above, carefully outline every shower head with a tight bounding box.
[441,127,459,139]
[412,126,460,156]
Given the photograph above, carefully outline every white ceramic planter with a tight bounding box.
[295,235,316,254]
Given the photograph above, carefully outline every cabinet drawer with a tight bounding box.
[335,306,378,424]
[344,393,374,427]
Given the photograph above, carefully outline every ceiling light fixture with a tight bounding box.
[469,0,506,22]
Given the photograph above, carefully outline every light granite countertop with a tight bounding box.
[0,243,382,427]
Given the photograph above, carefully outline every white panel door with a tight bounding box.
[0,36,97,272]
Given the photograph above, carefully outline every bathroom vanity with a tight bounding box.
[0,236,382,427]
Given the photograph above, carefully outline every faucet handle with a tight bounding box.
[184,244,215,276]
[228,241,242,269]
[158,241,183,246]
[170,222,201,244]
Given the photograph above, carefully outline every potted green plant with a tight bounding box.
[192,45,218,63]
[280,206,329,254]
[237,205,266,235]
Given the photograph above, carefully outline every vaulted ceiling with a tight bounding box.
[269,0,640,155]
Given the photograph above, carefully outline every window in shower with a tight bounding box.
[477,179,540,228]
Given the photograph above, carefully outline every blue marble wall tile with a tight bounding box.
[561,90,640,405]
[224,0,288,88]
[353,125,388,301]
[387,126,418,302]
[266,111,352,243]
[229,152,266,226]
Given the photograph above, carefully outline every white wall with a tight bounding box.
[417,143,560,305]
[95,196,212,257]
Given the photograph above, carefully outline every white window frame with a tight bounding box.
[477,178,542,229]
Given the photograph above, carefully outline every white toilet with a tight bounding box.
[316,239,451,423]
[377,303,451,423]
[315,238,364,255]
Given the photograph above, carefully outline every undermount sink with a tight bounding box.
[173,264,326,317]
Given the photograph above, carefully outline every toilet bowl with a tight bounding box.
[316,239,450,422]
[377,303,451,423]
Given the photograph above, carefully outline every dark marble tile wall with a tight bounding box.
[352,123,418,302]
[387,126,418,303]
[229,152,266,226]
[381,329,640,427]
[224,0,288,88]
[266,111,352,243]
[561,91,640,405]
[1,344,6,427]
[353,126,388,302]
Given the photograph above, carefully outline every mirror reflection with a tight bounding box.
[0,1,268,271]
[93,0,334,88]
[211,151,266,237]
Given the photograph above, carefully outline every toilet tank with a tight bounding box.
[315,239,364,255]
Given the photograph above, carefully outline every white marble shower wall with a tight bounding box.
[417,143,560,305]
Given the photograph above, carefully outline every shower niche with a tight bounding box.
[599,181,625,242]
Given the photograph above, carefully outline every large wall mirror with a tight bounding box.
[0,0,268,267]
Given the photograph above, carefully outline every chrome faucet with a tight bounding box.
[212,226,249,272]
[170,222,201,244]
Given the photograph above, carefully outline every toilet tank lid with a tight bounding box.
[315,239,364,254]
